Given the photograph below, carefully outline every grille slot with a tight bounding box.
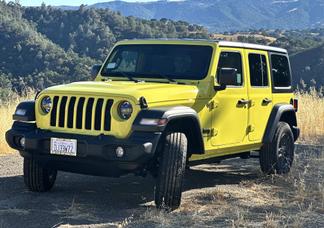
[50,96,59,126]
[49,96,113,132]
[104,100,113,131]
[95,99,104,130]
[85,98,95,130]
[58,96,68,127]
[67,97,76,128]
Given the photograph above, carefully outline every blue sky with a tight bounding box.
[20,0,157,6]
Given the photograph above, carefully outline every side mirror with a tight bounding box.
[215,68,239,90]
[90,64,102,78]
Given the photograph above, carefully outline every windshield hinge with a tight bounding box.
[206,100,217,110]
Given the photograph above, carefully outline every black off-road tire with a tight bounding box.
[260,122,295,175]
[23,157,57,192]
[154,132,188,211]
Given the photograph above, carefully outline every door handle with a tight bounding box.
[237,99,250,106]
[262,98,272,104]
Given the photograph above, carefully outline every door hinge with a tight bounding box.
[203,128,217,136]
[247,125,255,133]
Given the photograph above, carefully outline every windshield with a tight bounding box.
[101,44,213,80]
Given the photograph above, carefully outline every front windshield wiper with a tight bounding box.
[108,71,141,83]
[153,73,177,83]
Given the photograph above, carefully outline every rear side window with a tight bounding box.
[217,52,243,86]
[249,54,268,87]
[271,54,291,88]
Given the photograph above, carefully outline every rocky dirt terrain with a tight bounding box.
[0,145,323,228]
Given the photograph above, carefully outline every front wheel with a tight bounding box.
[23,157,57,192]
[154,132,188,211]
[260,122,295,174]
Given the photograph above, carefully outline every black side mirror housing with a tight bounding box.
[215,68,239,91]
[91,64,102,78]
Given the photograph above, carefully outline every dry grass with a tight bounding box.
[295,89,324,144]
[0,90,323,154]
[129,146,324,227]
[0,100,18,154]
[0,93,34,155]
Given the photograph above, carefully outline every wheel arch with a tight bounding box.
[132,106,205,155]
[263,104,299,143]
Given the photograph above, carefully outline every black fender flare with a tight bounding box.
[12,101,35,122]
[263,104,299,143]
[132,106,204,154]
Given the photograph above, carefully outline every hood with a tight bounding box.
[43,81,203,105]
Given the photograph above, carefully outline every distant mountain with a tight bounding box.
[291,44,324,88]
[82,0,324,32]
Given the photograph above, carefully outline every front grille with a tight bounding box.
[50,96,113,132]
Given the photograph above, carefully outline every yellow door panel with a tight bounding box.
[210,48,249,147]
[244,50,273,142]
[211,88,249,146]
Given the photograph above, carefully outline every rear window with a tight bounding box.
[271,54,291,88]
[249,54,268,87]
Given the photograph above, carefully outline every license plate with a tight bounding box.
[50,138,77,156]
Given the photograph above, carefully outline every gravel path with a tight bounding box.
[0,145,323,228]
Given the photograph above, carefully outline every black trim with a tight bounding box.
[6,121,161,177]
[189,152,251,166]
[263,104,299,143]
[268,52,293,93]
[12,101,35,122]
[132,106,205,154]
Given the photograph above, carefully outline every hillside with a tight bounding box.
[23,5,208,60]
[291,44,324,88]
[86,0,324,32]
[0,2,95,98]
[0,2,208,100]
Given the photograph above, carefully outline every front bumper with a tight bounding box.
[6,121,161,177]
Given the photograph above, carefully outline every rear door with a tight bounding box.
[245,50,273,142]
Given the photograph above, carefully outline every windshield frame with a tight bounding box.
[100,43,214,82]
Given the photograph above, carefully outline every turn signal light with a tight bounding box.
[291,98,298,112]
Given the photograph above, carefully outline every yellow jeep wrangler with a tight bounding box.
[6,39,300,210]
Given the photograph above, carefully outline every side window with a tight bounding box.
[249,54,268,87]
[271,54,291,88]
[217,52,243,86]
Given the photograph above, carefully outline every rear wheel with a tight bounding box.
[23,157,57,192]
[154,132,187,211]
[260,122,294,174]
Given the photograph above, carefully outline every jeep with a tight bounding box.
[6,39,300,210]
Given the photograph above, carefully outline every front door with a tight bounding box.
[245,50,273,142]
[210,49,249,147]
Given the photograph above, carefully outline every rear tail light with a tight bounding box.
[291,98,298,112]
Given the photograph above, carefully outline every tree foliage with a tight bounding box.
[0,1,208,99]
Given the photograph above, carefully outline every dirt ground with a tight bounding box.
[0,145,323,228]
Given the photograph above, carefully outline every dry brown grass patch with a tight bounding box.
[0,93,34,154]
[295,89,324,144]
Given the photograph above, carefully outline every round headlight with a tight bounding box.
[41,96,52,114]
[118,101,133,120]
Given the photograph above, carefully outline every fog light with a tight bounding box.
[116,146,124,158]
[20,137,26,148]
